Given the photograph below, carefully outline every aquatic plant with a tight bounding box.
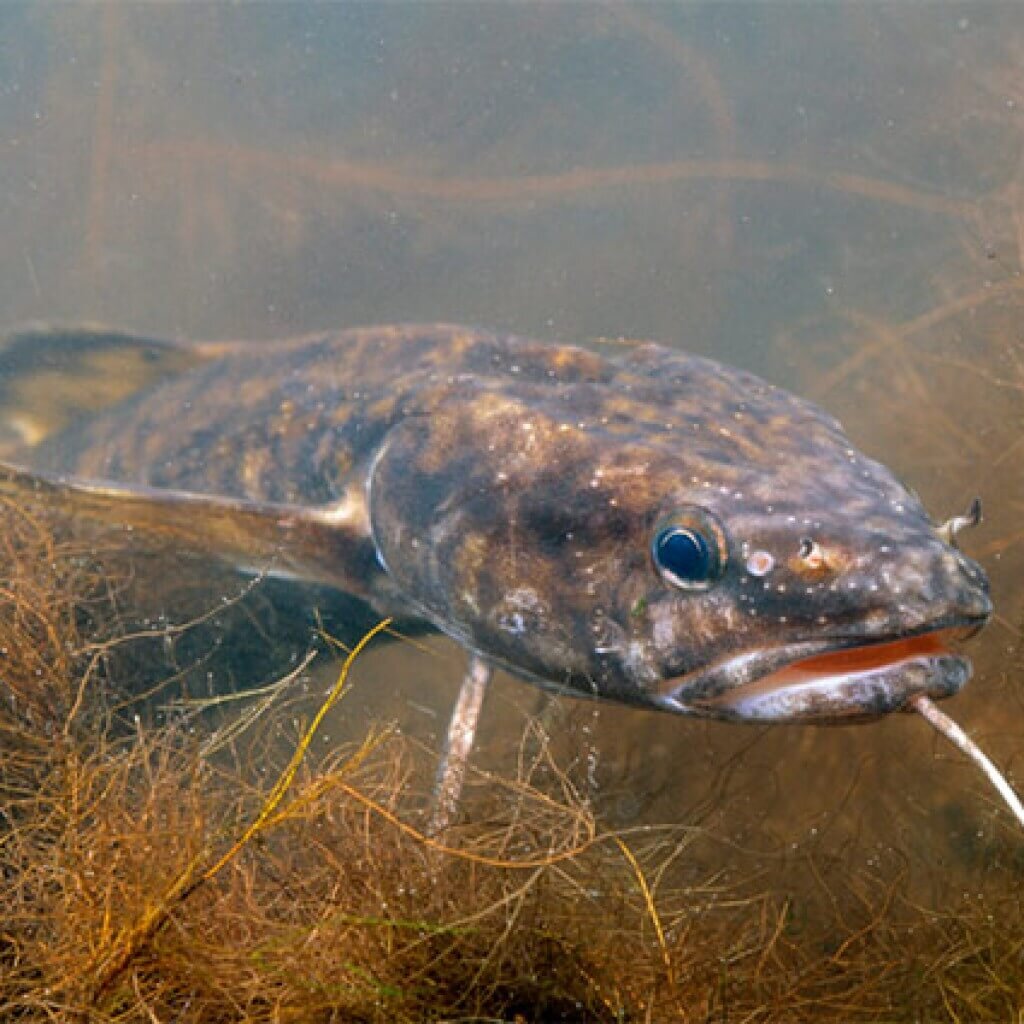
[1,501,1023,1023]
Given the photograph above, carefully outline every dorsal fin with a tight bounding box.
[0,325,215,454]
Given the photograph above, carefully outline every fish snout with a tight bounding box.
[901,540,995,634]
[928,545,992,630]
[852,539,992,640]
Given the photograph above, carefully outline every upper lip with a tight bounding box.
[663,609,990,706]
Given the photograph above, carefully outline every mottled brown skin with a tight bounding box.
[14,324,992,722]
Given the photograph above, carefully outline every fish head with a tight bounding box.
[636,482,991,722]
[369,366,991,723]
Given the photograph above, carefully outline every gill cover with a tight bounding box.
[368,406,604,685]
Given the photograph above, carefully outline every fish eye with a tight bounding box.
[650,508,726,590]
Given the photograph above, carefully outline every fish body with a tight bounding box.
[0,324,991,722]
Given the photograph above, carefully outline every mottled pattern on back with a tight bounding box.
[37,323,861,516]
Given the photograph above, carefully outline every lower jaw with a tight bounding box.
[702,652,972,723]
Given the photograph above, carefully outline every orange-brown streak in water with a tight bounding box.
[84,5,120,288]
[917,353,1024,396]
[828,309,987,461]
[898,275,1024,337]
[1013,177,1024,269]
[812,276,1024,398]
[133,140,978,219]
[977,529,1024,559]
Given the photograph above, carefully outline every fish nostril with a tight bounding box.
[797,536,827,570]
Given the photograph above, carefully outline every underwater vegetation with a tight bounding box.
[2,5,1024,1020]
[1,500,1023,1023]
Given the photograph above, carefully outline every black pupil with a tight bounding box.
[654,527,712,582]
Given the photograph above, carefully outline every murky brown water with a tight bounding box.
[3,0,1023,958]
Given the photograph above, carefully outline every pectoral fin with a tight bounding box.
[0,325,215,454]
[0,459,374,593]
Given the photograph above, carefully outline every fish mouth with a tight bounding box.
[660,621,985,723]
